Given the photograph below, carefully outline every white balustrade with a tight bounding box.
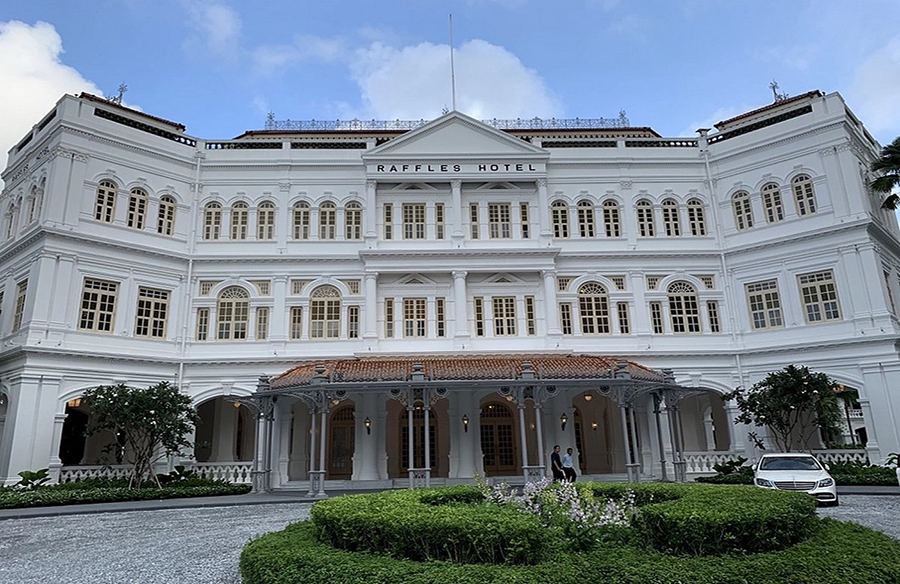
[812,449,870,465]
[59,461,253,484]
[59,465,132,482]
[193,462,253,484]
[682,451,739,474]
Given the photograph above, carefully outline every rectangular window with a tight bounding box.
[383,204,393,240]
[469,203,480,239]
[492,296,517,336]
[746,280,783,330]
[196,308,209,341]
[885,270,896,314]
[637,204,655,237]
[525,296,536,335]
[13,280,27,331]
[127,193,146,230]
[79,279,118,332]
[435,204,445,240]
[617,302,630,334]
[255,307,269,340]
[436,297,446,337]
[290,306,303,339]
[473,297,485,336]
[707,301,720,333]
[559,303,573,335]
[520,203,530,239]
[135,287,169,338]
[402,203,426,239]
[403,298,427,337]
[293,206,310,240]
[384,298,394,338]
[650,302,664,334]
[290,279,309,296]
[798,270,841,323]
[488,203,511,239]
[348,306,360,339]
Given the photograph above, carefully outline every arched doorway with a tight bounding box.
[327,405,355,478]
[194,397,255,462]
[480,401,517,476]
[59,407,88,465]
[400,407,436,473]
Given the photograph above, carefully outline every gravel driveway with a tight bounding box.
[0,503,311,584]
[0,496,895,584]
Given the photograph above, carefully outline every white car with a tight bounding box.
[753,453,839,506]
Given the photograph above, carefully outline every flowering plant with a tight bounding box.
[482,476,635,551]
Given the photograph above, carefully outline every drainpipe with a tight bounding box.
[699,128,746,455]
[178,148,204,389]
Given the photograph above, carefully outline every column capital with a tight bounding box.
[536,178,548,188]
[452,270,468,280]
[451,179,462,190]
[365,271,379,281]
[366,179,377,190]
[541,269,557,279]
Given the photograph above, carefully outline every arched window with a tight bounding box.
[5,203,17,240]
[732,191,753,230]
[636,199,655,236]
[661,199,681,236]
[687,198,706,236]
[578,282,610,334]
[577,200,595,238]
[667,281,700,333]
[551,201,569,238]
[761,182,783,223]
[345,202,362,240]
[293,202,310,240]
[95,179,117,223]
[792,174,817,216]
[157,196,176,236]
[310,285,341,339]
[257,201,275,240]
[319,202,336,240]
[602,200,621,237]
[203,202,222,240]
[216,286,250,340]
[127,188,148,230]
[231,202,249,240]
[28,181,43,223]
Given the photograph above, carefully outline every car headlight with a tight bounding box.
[817,478,834,488]
[755,478,774,487]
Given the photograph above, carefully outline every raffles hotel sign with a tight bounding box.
[369,161,545,175]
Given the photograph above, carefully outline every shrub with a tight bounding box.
[0,478,249,509]
[240,516,900,584]
[828,460,898,485]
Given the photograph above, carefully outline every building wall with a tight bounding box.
[0,91,897,483]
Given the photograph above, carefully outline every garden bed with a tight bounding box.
[0,478,250,509]
[240,482,900,584]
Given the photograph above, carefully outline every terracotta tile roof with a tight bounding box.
[714,90,823,130]
[79,92,187,131]
[271,354,665,390]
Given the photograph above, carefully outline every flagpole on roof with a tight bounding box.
[449,14,457,112]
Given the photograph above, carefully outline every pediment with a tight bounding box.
[391,273,439,286]
[364,111,547,159]
[482,273,527,285]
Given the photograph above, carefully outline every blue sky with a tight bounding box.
[2,0,899,170]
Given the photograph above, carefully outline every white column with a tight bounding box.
[271,276,288,341]
[536,178,551,243]
[453,270,469,341]
[542,270,561,337]
[353,393,380,480]
[450,179,463,245]
[364,272,378,341]
[210,399,236,462]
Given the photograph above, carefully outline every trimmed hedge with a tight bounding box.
[0,479,250,509]
[310,483,816,562]
[311,486,550,565]
[240,517,900,584]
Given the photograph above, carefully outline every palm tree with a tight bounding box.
[872,136,900,210]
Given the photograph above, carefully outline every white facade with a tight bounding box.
[0,90,897,488]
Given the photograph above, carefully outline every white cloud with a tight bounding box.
[0,21,102,175]
[348,39,561,120]
[850,36,900,141]
[182,1,242,61]
[253,35,348,74]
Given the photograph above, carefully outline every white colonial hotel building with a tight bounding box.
[0,89,897,490]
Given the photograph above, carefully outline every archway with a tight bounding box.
[327,405,355,478]
[571,391,621,474]
[194,397,255,462]
[479,401,518,476]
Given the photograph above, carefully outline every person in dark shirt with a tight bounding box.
[550,444,565,481]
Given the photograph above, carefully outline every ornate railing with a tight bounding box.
[812,449,870,464]
[60,462,254,484]
[264,112,630,132]
[682,451,742,474]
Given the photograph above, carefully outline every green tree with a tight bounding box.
[871,136,900,210]
[82,382,200,488]
[723,365,842,452]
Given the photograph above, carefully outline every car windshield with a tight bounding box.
[759,456,821,471]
